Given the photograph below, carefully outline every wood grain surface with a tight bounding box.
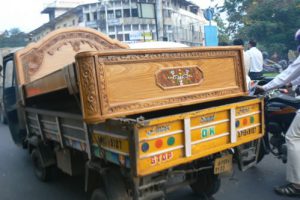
[76,46,248,123]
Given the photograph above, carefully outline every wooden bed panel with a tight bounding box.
[76,46,248,123]
[15,27,128,86]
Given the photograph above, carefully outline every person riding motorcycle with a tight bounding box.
[256,29,300,197]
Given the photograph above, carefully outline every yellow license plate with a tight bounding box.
[214,154,233,174]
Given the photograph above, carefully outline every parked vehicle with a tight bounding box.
[2,27,264,200]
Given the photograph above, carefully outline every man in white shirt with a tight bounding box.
[256,29,300,197]
[233,38,252,90]
[246,40,264,80]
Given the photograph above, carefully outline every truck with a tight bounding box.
[1,27,264,200]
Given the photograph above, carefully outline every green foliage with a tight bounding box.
[214,12,230,44]
[219,0,300,59]
[0,28,28,48]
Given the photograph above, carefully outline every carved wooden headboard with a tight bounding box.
[15,27,129,85]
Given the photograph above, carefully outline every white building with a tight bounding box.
[29,0,209,46]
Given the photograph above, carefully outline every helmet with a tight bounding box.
[295,29,300,41]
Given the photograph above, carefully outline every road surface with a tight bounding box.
[0,124,291,200]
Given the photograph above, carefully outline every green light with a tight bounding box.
[250,116,255,124]
[167,137,175,146]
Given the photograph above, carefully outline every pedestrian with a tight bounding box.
[246,39,264,80]
[256,29,300,197]
[232,38,251,90]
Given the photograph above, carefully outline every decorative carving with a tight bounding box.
[22,49,44,81]
[156,66,203,89]
[77,56,100,116]
[20,30,125,82]
[96,61,110,112]
[98,51,238,63]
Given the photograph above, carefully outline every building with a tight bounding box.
[29,0,210,46]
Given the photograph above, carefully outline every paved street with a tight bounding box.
[0,123,292,200]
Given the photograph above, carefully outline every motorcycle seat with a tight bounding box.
[270,94,300,108]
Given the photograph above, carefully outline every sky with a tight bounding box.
[0,0,224,33]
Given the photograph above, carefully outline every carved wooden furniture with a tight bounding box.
[76,47,248,123]
[15,27,128,97]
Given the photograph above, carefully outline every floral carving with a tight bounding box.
[77,56,99,116]
[20,31,125,82]
[156,66,203,89]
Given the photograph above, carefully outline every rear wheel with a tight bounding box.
[102,168,130,200]
[90,189,108,200]
[0,111,7,124]
[31,149,53,182]
[190,169,221,198]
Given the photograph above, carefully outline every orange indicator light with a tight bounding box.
[155,139,163,148]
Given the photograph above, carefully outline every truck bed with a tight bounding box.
[25,96,264,176]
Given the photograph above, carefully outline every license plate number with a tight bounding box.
[214,154,233,174]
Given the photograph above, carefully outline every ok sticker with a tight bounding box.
[201,127,215,138]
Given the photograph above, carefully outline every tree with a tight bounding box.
[0,28,28,48]
[213,9,230,44]
[218,0,251,37]
[243,0,300,58]
[219,0,300,59]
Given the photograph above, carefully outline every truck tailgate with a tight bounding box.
[92,97,264,176]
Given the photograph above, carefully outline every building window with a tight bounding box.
[99,11,105,20]
[132,24,139,30]
[141,24,148,30]
[149,24,156,31]
[108,10,114,19]
[109,35,116,39]
[93,12,97,20]
[117,34,123,41]
[123,0,129,5]
[86,13,90,21]
[163,9,171,18]
[124,25,131,31]
[124,9,130,17]
[114,1,121,7]
[72,19,76,25]
[124,34,130,41]
[116,25,123,32]
[132,8,138,17]
[109,26,115,32]
[115,10,122,18]
[78,16,83,23]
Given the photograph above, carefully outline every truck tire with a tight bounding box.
[256,144,265,164]
[31,149,53,182]
[90,189,108,200]
[190,170,221,198]
[102,167,130,200]
[0,111,7,124]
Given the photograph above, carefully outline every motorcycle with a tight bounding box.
[252,78,300,163]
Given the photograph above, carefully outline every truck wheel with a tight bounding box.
[31,149,53,182]
[102,167,130,200]
[190,170,221,198]
[0,112,7,124]
[90,189,108,200]
[256,144,265,164]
